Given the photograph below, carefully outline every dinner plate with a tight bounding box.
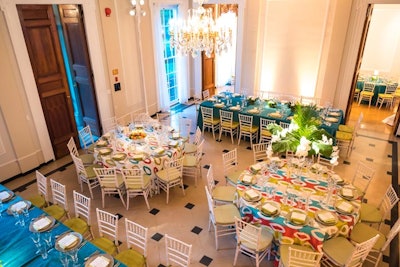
[338,187,358,201]
[314,210,338,226]
[85,253,114,267]
[240,174,255,185]
[325,117,339,123]
[96,140,109,147]
[55,232,83,252]
[111,153,127,161]
[229,106,241,111]
[334,200,354,215]
[7,200,31,215]
[213,103,225,108]
[29,215,56,233]
[243,189,262,202]
[328,112,341,117]
[247,109,260,114]
[260,201,281,217]
[268,112,282,118]
[286,209,309,226]
[0,190,14,202]
[98,147,113,156]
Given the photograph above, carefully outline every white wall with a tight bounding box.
[360,4,400,81]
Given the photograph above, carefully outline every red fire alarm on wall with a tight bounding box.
[105,8,111,17]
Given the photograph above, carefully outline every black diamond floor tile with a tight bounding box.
[369,143,375,147]
[246,146,251,150]
[388,154,392,158]
[343,160,350,165]
[158,264,166,267]
[116,213,123,220]
[152,233,163,241]
[199,255,213,266]
[185,203,195,209]
[214,180,219,185]
[222,149,229,153]
[150,208,160,215]
[191,226,203,234]
[203,164,210,169]
[366,157,373,162]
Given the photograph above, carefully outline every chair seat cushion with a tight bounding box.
[80,153,95,165]
[338,124,354,133]
[349,223,386,251]
[126,175,151,190]
[241,125,259,133]
[64,217,89,235]
[355,88,361,92]
[204,118,220,125]
[91,237,118,255]
[183,155,197,167]
[212,186,236,203]
[156,169,181,182]
[261,129,272,137]
[240,226,273,251]
[361,91,374,96]
[101,173,124,188]
[221,121,239,129]
[335,131,353,141]
[279,244,315,267]
[322,236,355,266]
[225,170,242,186]
[184,143,197,154]
[28,194,46,208]
[214,204,240,225]
[85,164,103,179]
[115,249,146,267]
[378,93,394,99]
[43,204,66,220]
[360,203,383,223]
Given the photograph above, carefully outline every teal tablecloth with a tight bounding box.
[0,184,125,267]
[356,80,387,105]
[197,94,343,137]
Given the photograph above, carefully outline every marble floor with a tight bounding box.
[3,101,399,267]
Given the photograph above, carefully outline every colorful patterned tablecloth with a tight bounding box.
[93,125,185,179]
[236,161,360,264]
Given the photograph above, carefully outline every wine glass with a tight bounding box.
[43,232,53,250]
[59,252,70,267]
[0,199,3,218]
[67,248,79,266]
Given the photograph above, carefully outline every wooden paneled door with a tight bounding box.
[58,4,101,137]
[17,4,77,158]
[202,4,216,97]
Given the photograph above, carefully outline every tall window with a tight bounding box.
[160,8,178,106]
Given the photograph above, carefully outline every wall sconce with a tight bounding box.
[129,0,146,17]
[105,7,111,17]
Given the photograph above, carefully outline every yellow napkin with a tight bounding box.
[58,234,78,249]
[262,203,277,215]
[99,148,111,155]
[33,217,52,231]
[291,211,306,224]
[250,163,262,173]
[154,148,165,155]
[0,191,10,201]
[242,174,254,184]
[245,189,259,201]
[318,212,336,223]
[89,255,110,267]
[337,201,353,213]
[341,188,354,198]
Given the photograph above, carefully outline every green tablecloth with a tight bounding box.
[356,80,387,105]
[197,94,343,137]
[0,184,125,267]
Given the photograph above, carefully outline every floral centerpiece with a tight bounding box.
[247,96,259,105]
[267,104,339,165]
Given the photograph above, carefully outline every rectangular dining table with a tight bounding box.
[0,184,125,267]
[197,92,344,137]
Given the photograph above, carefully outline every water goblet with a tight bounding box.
[0,199,3,218]
[35,241,48,260]
[59,252,70,267]
[12,209,21,226]
[43,232,53,250]
[67,248,79,266]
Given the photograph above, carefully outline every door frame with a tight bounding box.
[193,0,246,97]
[1,0,111,162]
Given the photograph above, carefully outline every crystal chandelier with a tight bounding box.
[169,0,236,58]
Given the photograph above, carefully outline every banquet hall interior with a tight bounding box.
[1,0,400,266]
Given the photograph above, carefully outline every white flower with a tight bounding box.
[280,128,288,138]
[271,134,281,143]
[311,142,320,154]
[288,122,299,132]
[266,144,273,158]
[295,136,311,157]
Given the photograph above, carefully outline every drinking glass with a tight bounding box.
[43,232,53,250]
[67,248,79,266]
[12,209,22,226]
[35,241,48,260]
[0,199,3,218]
[59,252,70,267]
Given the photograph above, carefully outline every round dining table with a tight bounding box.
[93,123,185,193]
[236,159,361,265]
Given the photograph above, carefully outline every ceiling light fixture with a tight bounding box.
[169,0,236,58]
[129,0,146,17]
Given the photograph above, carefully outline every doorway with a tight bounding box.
[347,4,400,138]
[17,4,101,158]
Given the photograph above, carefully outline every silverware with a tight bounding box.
[114,262,121,267]
[78,240,88,250]
[84,250,100,261]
